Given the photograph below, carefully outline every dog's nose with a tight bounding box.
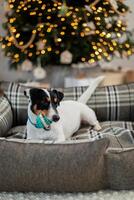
[52,115,60,122]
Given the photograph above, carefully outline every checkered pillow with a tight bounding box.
[61,83,134,122]
[0,81,134,126]
[0,96,13,137]
[0,82,29,126]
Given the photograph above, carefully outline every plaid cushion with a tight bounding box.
[0,96,13,137]
[7,125,26,139]
[0,81,134,126]
[61,83,134,122]
[72,121,134,150]
[0,82,29,126]
[4,121,134,151]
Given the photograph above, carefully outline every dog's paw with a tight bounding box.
[56,139,65,143]
[56,135,66,143]
[94,123,102,131]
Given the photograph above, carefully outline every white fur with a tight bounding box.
[27,76,104,141]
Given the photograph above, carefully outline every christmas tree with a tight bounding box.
[0,0,134,68]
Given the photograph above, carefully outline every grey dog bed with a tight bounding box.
[1,122,134,192]
[0,138,109,192]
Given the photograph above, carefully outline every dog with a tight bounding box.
[24,76,104,142]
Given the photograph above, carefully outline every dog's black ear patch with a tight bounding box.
[30,88,43,100]
[29,88,50,110]
[24,91,26,96]
[24,89,31,99]
[24,90,28,98]
[29,88,46,103]
[51,90,64,103]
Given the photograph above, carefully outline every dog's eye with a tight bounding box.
[54,98,57,103]
[52,98,59,107]
[44,100,50,106]
[44,101,49,106]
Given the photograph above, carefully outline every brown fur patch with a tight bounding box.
[33,104,49,116]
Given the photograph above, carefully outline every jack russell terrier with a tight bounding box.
[24,76,104,142]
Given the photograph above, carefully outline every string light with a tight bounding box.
[81,57,86,62]
[9,4,14,8]
[104,52,109,57]
[86,13,90,16]
[93,46,97,50]
[18,41,23,46]
[98,48,102,52]
[8,36,13,42]
[61,18,65,21]
[47,27,52,32]
[100,32,106,37]
[125,43,130,48]
[36,51,40,55]
[47,16,51,20]
[47,9,51,12]
[97,55,102,60]
[109,47,114,51]
[11,27,16,33]
[47,47,52,52]
[127,50,132,55]
[28,52,33,57]
[107,56,112,61]
[9,18,16,23]
[60,31,65,35]
[89,58,95,63]
[95,51,99,55]
[16,33,20,38]
[14,54,19,59]
[30,44,34,48]
[30,11,36,16]
[23,7,27,11]
[122,27,126,31]
[7,42,12,46]
[117,33,121,37]
[41,50,45,54]
[91,53,95,57]
[112,41,117,46]
[106,33,111,38]
[57,38,62,42]
[80,32,85,37]
[62,26,66,30]
[71,32,75,35]
[41,5,46,10]
[96,30,100,34]
[32,30,37,34]
[55,50,60,54]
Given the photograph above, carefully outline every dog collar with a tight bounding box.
[28,114,53,131]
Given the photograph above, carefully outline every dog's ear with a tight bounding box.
[24,89,30,98]
[52,90,64,103]
[29,88,43,101]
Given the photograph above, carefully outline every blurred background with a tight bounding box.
[0,0,134,87]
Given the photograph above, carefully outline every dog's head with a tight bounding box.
[24,88,64,122]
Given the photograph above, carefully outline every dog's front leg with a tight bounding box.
[52,123,65,142]
[57,125,66,142]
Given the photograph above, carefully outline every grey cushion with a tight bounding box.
[0,96,13,137]
[0,138,109,192]
[105,148,134,190]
